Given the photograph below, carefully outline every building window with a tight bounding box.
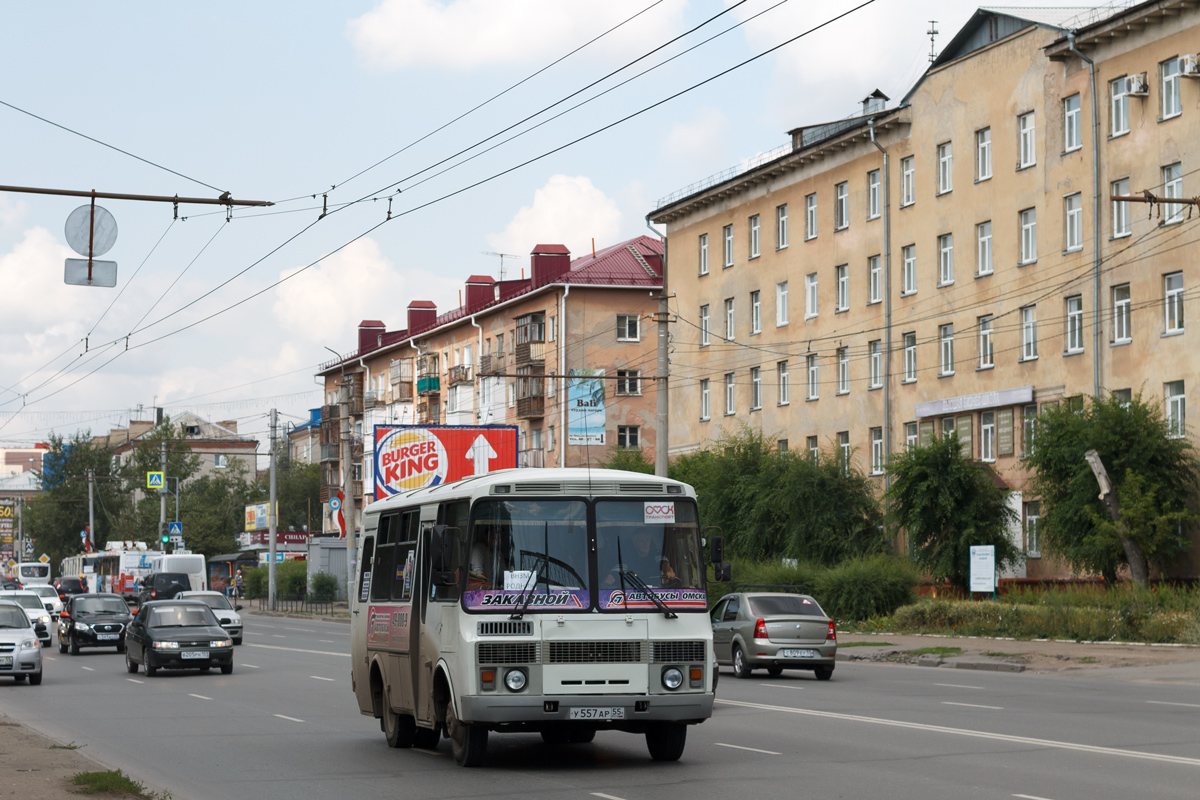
[548,425,555,452]
[1021,306,1038,360]
[776,281,789,326]
[807,436,819,463]
[777,204,788,248]
[1022,404,1038,457]
[750,367,762,410]
[835,265,849,312]
[979,315,994,368]
[1112,178,1130,237]
[725,298,735,340]
[1065,193,1083,251]
[905,422,918,451]
[749,214,761,258]
[1113,284,1131,343]
[837,347,849,394]
[699,304,710,346]
[1019,112,1036,168]
[616,369,641,395]
[1064,94,1082,151]
[981,411,995,462]
[1066,295,1084,353]
[1111,76,1130,136]
[507,382,516,408]
[1165,272,1185,333]
[778,439,788,452]
[806,193,817,239]
[939,324,954,375]
[870,427,884,474]
[869,340,882,388]
[977,221,993,276]
[835,182,849,230]
[778,360,789,405]
[700,379,710,420]
[1167,380,1186,438]
[868,255,881,303]
[617,426,640,449]
[806,354,819,400]
[976,127,992,180]
[937,142,953,193]
[1020,207,1037,264]
[903,332,917,382]
[942,417,955,438]
[805,273,818,318]
[725,373,736,416]
[868,170,880,218]
[547,317,556,342]
[1114,388,1132,408]
[1162,57,1182,119]
[902,244,916,294]
[838,431,851,474]
[938,233,954,285]
[720,226,734,269]
[214,454,228,468]
[901,156,914,205]
[698,233,708,275]
[616,314,640,341]
[749,290,762,334]
[1163,163,1183,224]
[1025,501,1041,557]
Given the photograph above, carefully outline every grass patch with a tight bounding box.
[982,651,1017,657]
[838,640,894,648]
[49,741,85,750]
[908,646,963,657]
[71,770,167,798]
[1078,656,1098,664]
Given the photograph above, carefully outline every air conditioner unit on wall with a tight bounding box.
[1182,54,1200,77]
[1128,72,1150,95]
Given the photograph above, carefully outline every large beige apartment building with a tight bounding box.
[316,236,664,534]
[650,2,1200,578]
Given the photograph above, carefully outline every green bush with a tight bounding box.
[243,565,266,599]
[276,560,308,599]
[310,571,339,602]
[812,555,919,621]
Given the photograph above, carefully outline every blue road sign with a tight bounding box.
[168,521,183,536]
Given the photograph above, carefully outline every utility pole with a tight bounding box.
[87,469,95,551]
[340,378,358,600]
[655,234,670,478]
[268,408,278,609]
[159,441,167,553]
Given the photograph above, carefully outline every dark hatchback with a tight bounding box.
[136,573,192,606]
[125,600,233,676]
[53,577,88,603]
[58,593,133,654]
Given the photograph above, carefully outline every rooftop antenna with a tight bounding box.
[928,20,939,64]
[481,251,519,281]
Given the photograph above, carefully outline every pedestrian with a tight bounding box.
[234,569,245,599]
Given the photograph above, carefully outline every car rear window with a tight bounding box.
[749,595,825,617]
[59,579,84,591]
[155,573,191,589]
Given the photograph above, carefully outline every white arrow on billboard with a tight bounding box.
[467,435,498,476]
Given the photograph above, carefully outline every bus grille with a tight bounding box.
[547,641,643,664]
[477,621,533,637]
[650,641,706,663]
[477,642,539,665]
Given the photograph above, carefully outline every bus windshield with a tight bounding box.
[19,565,49,579]
[595,500,705,611]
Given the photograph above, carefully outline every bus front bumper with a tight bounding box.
[460,692,714,726]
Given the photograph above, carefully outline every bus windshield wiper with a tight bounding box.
[617,567,677,619]
[510,524,551,621]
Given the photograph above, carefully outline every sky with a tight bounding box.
[0,0,1103,456]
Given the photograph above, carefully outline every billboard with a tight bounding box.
[0,498,13,558]
[243,502,277,532]
[567,368,606,446]
[374,425,518,498]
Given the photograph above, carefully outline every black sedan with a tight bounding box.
[58,593,133,654]
[125,600,234,677]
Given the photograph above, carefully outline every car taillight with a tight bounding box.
[826,621,836,642]
[753,618,768,639]
[151,591,157,598]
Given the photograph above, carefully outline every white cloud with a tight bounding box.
[0,195,29,234]
[486,174,623,260]
[347,0,687,71]
[663,106,728,165]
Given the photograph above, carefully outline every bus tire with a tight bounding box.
[568,728,596,744]
[382,695,417,749]
[445,698,486,767]
[645,722,687,761]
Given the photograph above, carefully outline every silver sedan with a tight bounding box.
[711,590,836,680]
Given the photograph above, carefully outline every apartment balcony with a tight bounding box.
[516,340,546,365]
[518,448,545,468]
[363,390,380,409]
[517,395,545,419]
[448,365,472,385]
[417,401,440,425]
[480,354,506,376]
[319,484,338,503]
[393,382,414,402]
[352,480,363,500]
[350,440,364,461]
[320,442,340,462]
[417,376,441,395]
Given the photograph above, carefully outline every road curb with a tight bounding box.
[243,609,351,625]
[955,660,1026,673]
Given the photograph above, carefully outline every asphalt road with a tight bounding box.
[3,613,1199,800]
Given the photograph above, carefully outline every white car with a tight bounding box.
[28,584,64,618]
[0,591,53,646]
[177,591,243,645]
[0,600,44,684]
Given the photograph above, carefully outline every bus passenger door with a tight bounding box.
[415,521,438,727]
[351,534,375,715]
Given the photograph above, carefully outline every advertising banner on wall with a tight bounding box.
[567,368,606,446]
[373,425,518,498]
[0,498,15,554]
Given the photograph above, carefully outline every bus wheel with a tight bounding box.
[645,722,687,761]
[382,695,417,749]
[445,698,487,767]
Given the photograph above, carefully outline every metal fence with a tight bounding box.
[256,596,338,615]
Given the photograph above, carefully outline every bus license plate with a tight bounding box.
[0,656,11,667]
[569,707,624,720]
[781,649,817,659]
[96,634,118,641]
[181,650,209,660]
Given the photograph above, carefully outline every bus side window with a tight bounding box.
[392,511,419,602]
[358,536,375,603]
[370,515,396,602]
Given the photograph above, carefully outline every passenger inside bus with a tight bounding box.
[602,527,677,588]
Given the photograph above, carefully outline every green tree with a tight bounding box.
[887,434,1020,588]
[265,450,322,533]
[179,461,257,557]
[597,447,655,474]
[1024,392,1198,584]
[116,419,201,544]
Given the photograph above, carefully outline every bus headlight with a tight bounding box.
[661,667,684,690]
[504,669,527,692]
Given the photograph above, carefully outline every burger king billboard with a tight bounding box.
[374,425,518,498]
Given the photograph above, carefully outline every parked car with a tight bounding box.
[58,593,133,655]
[0,600,45,684]
[178,591,243,645]
[53,577,88,603]
[0,591,53,646]
[711,588,836,680]
[136,572,192,606]
[28,584,64,618]
[124,600,234,676]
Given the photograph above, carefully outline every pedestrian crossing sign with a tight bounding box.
[147,471,164,490]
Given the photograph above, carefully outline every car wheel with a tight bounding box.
[125,650,139,674]
[645,722,687,761]
[58,635,67,654]
[28,671,42,686]
[732,645,753,679]
[220,663,233,675]
[445,697,487,766]
[69,635,80,656]
[116,641,126,654]
[382,687,417,749]
[814,666,834,681]
[145,658,158,677]
[232,637,242,646]
[767,666,783,677]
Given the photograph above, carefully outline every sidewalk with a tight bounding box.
[0,710,123,800]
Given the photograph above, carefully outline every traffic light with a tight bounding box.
[160,522,170,545]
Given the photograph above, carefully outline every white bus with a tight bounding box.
[350,468,728,767]
[16,562,51,585]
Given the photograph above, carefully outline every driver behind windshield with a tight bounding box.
[604,527,677,588]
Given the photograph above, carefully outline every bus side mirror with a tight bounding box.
[713,563,732,583]
[706,530,725,564]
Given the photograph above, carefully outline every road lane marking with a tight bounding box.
[715,742,781,755]
[245,643,348,657]
[319,640,335,643]
[274,714,305,723]
[272,635,286,638]
[1013,795,1056,800]
[414,748,441,756]
[284,627,315,632]
[45,656,56,661]
[936,683,985,690]
[591,794,627,800]
[127,679,144,684]
[310,676,335,681]
[188,694,212,700]
[759,683,803,689]
[81,666,94,671]
[715,699,1200,766]
[246,632,263,636]
[943,702,1003,710]
[1147,700,1200,709]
